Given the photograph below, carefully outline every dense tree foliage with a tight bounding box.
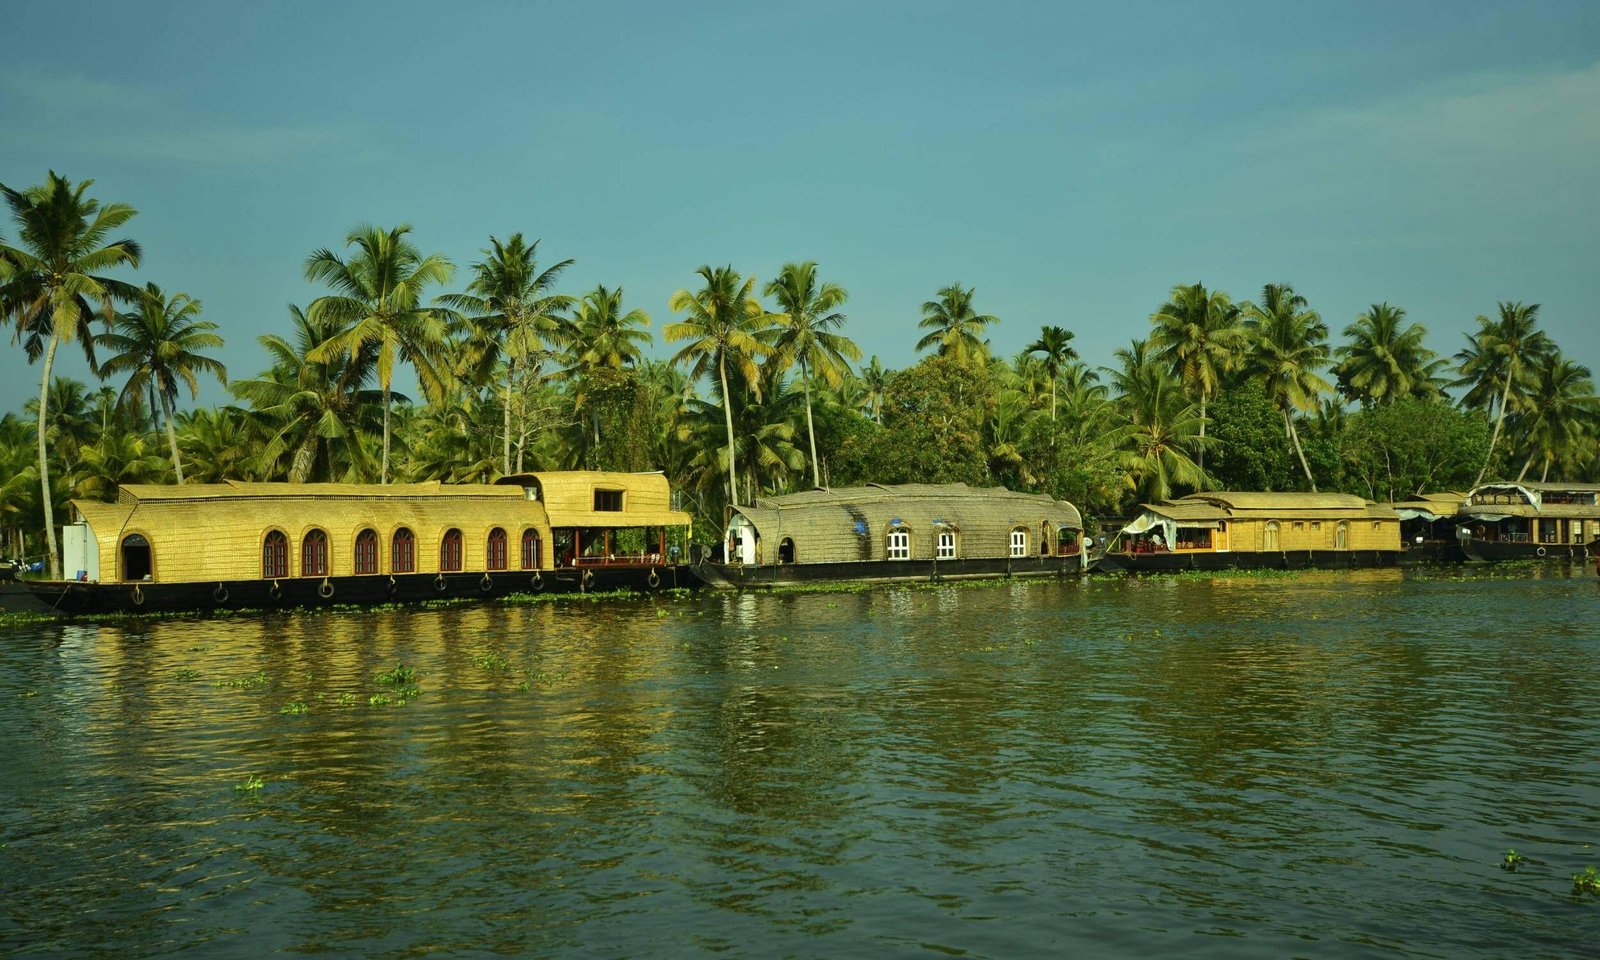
[3,169,1597,561]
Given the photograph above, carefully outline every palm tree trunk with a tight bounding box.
[719,352,739,507]
[149,382,161,433]
[1197,390,1207,474]
[37,332,61,580]
[802,359,821,489]
[1475,372,1514,487]
[1285,408,1317,492]
[1050,377,1057,423]
[381,385,392,484]
[502,361,513,477]
[161,393,185,483]
[1516,450,1536,483]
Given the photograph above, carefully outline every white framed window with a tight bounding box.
[937,531,956,559]
[887,529,910,560]
[1009,528,1028,558]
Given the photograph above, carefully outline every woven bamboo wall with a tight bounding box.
[522,471,690,529]
[79,484,555,583]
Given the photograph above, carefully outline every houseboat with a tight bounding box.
[690,482,1089,589]
[1455,481,1600,562]
[1390,492,1468,562]
[1097,492,1404,572]
[11,471,693,615]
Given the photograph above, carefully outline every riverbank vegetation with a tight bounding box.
[4,172,1597,573]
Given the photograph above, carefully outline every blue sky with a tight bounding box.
[3,0,1597,413]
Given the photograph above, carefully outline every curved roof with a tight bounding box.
[1185,491,1374,512]
[731,483,1082,562]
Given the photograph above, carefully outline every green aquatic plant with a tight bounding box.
[471,651,511,674]
[374,663,417,686]
[279,701,309,715]
[174,668,201,681]
[218,671,268,689]
[334,692,357,707]
[1502,849,1527,872]
[234,775,265,793]
[1576,867,1600,896]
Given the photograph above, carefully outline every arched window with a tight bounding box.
[1264,521,1280,551]
[1057,527,1079,554]
[301,529,329,577]
[440,528,464,572]
[886,527,911,560]
[1009,527,1028,558]
[521,529,542,570]
[354,528,378,575]
[1335,521,1349,550]
[263,531,289,579]
[778,537,795,564]
[120,534,152,581]
[392,528,416,573]
[486,527,508,571]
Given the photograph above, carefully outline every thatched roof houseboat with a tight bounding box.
[691,482,1088,589]
[1455,481,1600,562]
[1099,492,1403,572]
[19,471,692,615]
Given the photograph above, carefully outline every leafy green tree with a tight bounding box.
[1109,340,1208,502]
[1340,399,1491,502]
[860,355,889,423]
[665,265,777,507]
[1511,352,1598,482]
[95,283,226,482]
[1205,381,1299,492]
[1243,283,1331,491]
[1149,283,1243,473]
[852,354,994,486]
[233,306,383,482]
[916,283,998,364]
[766,262,859,489]
[0,173,142,578]
[438,235,574,474]
[305,225,453,484]
[72,430,169,501]
[176,407,257,483]
[563,284,652,454]
[1333,302,1445,406]
[1453,301,1553,486]
[1025,325,1079,423]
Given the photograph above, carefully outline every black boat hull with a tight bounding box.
[6,565,694,617]
[1095,549,1406,573]
[1457,538,1596,563]
[689,553,1092,589]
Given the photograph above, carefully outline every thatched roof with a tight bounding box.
[1187,491,1375,512]
[1495,481,1600,493]
[497,471,689,528]
[1128,491,1399,525]
[117,480,521,504]
[731,483,1082,563]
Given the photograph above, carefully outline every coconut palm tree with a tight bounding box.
[0,173,142,578]
[1242,283,1331,491]
[437,234,573,475]
[1512,352,1599,482]
[860,355,889,423]
[1453,301,1553,487]
[304,225,453,484]
[1333,302,1446,406]
[1025,325,1079,423]
[664,265,777,507]
[1109,341,1208,502]
[916,283,998,364]
[94,283,226,483]
[765,262,859,489]
[72,430,169,502]
[1149,283,1242,473]
[177,407,257,483]
[233,306,383,483]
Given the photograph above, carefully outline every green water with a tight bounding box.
[4,569,1600,957]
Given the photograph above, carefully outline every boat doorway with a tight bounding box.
[778,537,795,564]
[121,534,152,581]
